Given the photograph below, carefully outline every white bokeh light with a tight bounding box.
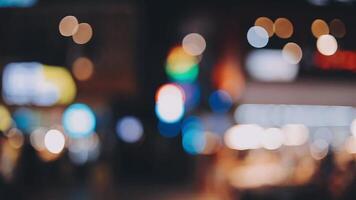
[44,129,65,154]
[247,26,269,48]
[317,34,337,56]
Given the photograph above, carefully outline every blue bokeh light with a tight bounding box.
[62,103,96,138]
[208,90,233,113]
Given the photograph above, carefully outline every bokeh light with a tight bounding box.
[255,17,274,37]
[68,133,100,165]
[224,124,263,150]
[212,55,245,101]
[261,128,285,150]
[274,18,293,39]
[208,90,233,113]
[311,19,329,38]
[72,57,94,81]
[246,50,299,82]
[247,26,269,48]
[178,83,200,111]
[329,18,346,38]
[6,128,24,149]
[116,116,143,143]
[165,46,199,83]
[155,84,185,123]
[310,139,329,160]
[282,124,309,146]
[282,42,303,64]
[182,33,206,56]
[44,129,65,154]
[72,23,93,45]
[316,34,338,56]
[59,15,79,37]
[63,103,96,138]
[351,119,356,137]
[0,105,12,132]
[13,108,39,133]
[182,127,205,155]
[30,127,47,151]
[345,136,356,154]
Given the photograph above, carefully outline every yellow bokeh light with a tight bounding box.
[42,65,77,105]
[255,17,274,37]
[274,18,293,39]
[311,19,329,38]
[0,105,12,132]
[72,57,94,81]
[59,16,79,37]
[282,42,303,64]
[72,23,93,45]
